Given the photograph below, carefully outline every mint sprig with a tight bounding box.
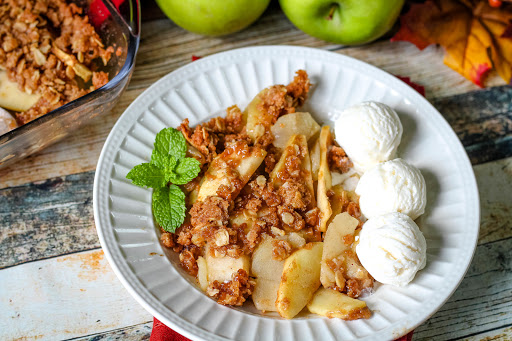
[126,127,201,232]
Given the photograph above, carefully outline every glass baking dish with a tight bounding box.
[0,0,140,169]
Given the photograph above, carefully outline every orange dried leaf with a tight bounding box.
[391,0,512,87]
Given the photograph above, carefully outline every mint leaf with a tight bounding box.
[151,152,178,183]
[154,127,187,160]
[152,185,186,232]
[163,155,179,183]
[168,157,201,185]
[126,163,166,188]
[150,149,166,169]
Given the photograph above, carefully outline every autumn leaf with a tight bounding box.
[391,0,512,87]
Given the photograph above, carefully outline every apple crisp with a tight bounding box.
[158,70,374,319]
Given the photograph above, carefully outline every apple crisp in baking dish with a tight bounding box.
[0,0,120,130]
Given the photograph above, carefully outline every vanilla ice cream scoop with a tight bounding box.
[356,158,427,220]
[334,101,402,173]
[356,212,427,286]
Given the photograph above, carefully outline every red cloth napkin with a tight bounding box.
[151,317,414,341]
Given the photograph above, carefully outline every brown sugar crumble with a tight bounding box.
[329,145,353,173]
[0,0,117,125]
[326,250,373,298]
[206,269,255,306]
[272,239,292,261]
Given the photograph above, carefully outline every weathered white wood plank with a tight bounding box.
[72,322,153,341]
[461,326,512,341]
[0,249,152,340]
[413,237,512,341]
[0,171,97,269]
[431,87,512,165]
[474,158,512,245]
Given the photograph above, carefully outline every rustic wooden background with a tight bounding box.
[0,1,511,340]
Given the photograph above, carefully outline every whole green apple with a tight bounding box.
[156,0,271,36]
[279,0,404,45]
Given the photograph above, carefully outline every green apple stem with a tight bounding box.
[325,4,338,21]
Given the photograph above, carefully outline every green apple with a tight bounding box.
[156,0,271,36]
[279,0,405,45]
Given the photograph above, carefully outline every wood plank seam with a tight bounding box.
[62,321,153,341]
[450,325,512,341]
[0,247,102,271]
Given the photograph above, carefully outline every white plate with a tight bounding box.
[93,46,479,341]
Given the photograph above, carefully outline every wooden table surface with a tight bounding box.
[1,1,511,340]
